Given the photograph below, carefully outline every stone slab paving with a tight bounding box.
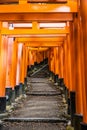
[2,74,67,129]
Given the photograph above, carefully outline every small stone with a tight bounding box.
[67,121,71,126]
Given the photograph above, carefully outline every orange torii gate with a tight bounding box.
[2,1,87,130]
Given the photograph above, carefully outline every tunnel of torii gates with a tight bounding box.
[0,0,87,129]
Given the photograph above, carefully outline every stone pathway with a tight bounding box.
[2,66,68,130]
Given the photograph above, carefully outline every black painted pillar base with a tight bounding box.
[49,71,52,79]
[64,86,69,102]
[74,114,83,130]
[67,98,70,115]
[11,90,15,102]
[19,83,26,94]
[0,97,6,113]
[58,78,64,87]
[24,77,27,86]
[51,72,54,81]
[70,91,76,126]
[24,77,27,91]
[22,84,25,94]
[50,71,52,78]
[34,62,38,67]
[54,74,59,83]
[27,65,29,74]
[6,88,12,105]
[44,58,48,64]
[81,122,87,130]
[0,124,3,130]
[48,70,51,77]
[35,62,39,69]
[19,83,23,95]
[31,65,34,70]
[15,85,20,98]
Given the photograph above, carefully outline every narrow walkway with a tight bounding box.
[2,66,67,130]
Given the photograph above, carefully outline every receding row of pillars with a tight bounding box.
[0,22,48,113]
[0,1,87,129]
[47,3,87,129]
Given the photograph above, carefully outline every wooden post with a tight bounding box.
[68,16,83,127]
[24,47,28,78]
[54,47,59,84]
[51,48,55,82]
[11,38,18,101]
[16,43,23,97]
[19,44,26,95]
[0,22,8,112]
[71,13,83,129]
[20,44,26,84]
[6,38,14,105]
[80,0,87,129]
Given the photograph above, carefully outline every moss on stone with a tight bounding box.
[66,126,74,130]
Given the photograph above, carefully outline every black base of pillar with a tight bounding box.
[70,91,76,126]
[19,83,23,95]
[22,77,28,93]
[52,72,55,82]
[24,77,27,86]
[31,65,34,70]
[34,62,38,66]
[81,122,87,130]
[74,114,83,130]
[6,88,12,105]
[0,124,3,130]
[27,65,29,72]
[44,58,48,64]
[11,90,15,102]
[64,86,69,102]
[58,78,64,87]
[15,84,24,97]
[0,97,6,113]
[15,85,20,98]
[67,98,70,115]
[49,71,52,78]
[22,84,27,94]
[54,74,59,83]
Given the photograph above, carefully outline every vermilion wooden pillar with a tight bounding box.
[58,46,64,80]
[60,46,64,79]
[36,51,39,64]
[20,44,26,84]
[51,48,55,82]
[19,44,26,95]
[48,49,51,73]
[54,47,59,84]
[80,0,87,129]
[38,51,44,64]
[72,14,83,130]
[68,17,83,128]
[6,38,14,105]
[33,50,37,66]
[28,49,31,68]
[66,34,72,92]
[0,22,8,112]
[25,47,28,78]
[63,39,70,89]
[28,50,34,68]
[16,43,23,97]
[23,46,28,87]
[67,22,76,125]
[31,51,34,66]
[11,39,18,101]
[49,48,54,81]
[62,38,72,110]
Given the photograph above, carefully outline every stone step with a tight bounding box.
[4,117,67,123]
